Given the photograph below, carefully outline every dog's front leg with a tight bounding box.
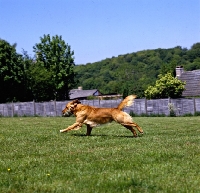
[60,122,83,133]
[86,125,93,136]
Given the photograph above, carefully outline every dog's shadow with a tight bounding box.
[71,133,142,138]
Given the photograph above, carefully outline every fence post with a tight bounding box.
[33,100,36,116]
[145,98,147,114]
[168,97,171,116]
[43,103,46,116]
[12,102,14,117]
[193,98,196,114]
[54,100,57,116]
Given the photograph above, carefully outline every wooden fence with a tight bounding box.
[0,98,200,117]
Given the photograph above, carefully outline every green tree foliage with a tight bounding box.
[144,73,186,99]
[28,63,54,101]
[21,50,35,101]
[33,34,76,100]
[1,37,200,102]
[0,39,32,102]
[74,43,200,98]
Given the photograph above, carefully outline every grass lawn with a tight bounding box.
[0,116,200,193]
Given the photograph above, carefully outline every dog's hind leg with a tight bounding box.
[123,125,138,137]
[122,122,144,135]
[127,122,144,134]
[114,112,143,136]
[86,125,93,136]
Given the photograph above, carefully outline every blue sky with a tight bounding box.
[0,0,200,64]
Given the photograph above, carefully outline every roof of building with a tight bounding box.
[177,69,200,97]
[69,89,101,99]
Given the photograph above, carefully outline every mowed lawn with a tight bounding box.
[0,116,200,193]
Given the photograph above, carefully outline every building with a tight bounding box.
[69,87,102,100]
[69,87,122,100]
[176,66,200,97]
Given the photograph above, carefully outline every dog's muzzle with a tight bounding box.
[62,110,73,117]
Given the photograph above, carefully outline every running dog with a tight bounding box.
[60,95,143,137]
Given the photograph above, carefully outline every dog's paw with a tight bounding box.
[60,130,63,133]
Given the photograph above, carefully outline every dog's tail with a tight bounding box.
[117,95,137,110]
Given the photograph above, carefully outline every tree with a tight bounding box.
[20,50,35,101]
[73,43,199,98]
[0,39,30,102]
[122,86,129,99]
[187,43,200,62]
[144,73,185,99]
[33,34,76,100]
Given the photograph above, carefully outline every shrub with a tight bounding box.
[145,73,185,99]
[182,113,193,117]
[129,111,138,117]
[87,95,98,100]
[168,103,176,117]
[194,111,200,116]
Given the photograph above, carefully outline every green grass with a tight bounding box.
[0,117,200,193]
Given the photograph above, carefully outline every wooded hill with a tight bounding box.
[74,43,200,98]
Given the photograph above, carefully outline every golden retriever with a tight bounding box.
[60,95,143,137]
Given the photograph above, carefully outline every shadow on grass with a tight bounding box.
[71,133,143,138]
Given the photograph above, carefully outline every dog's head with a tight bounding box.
[62,99,81,117]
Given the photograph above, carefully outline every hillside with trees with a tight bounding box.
[0,36,200,102]
[74,43,200,98]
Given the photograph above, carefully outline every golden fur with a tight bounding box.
[60,95,143,137]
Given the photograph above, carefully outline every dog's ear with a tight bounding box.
[74,99,81,104]
[72,99,81,107]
